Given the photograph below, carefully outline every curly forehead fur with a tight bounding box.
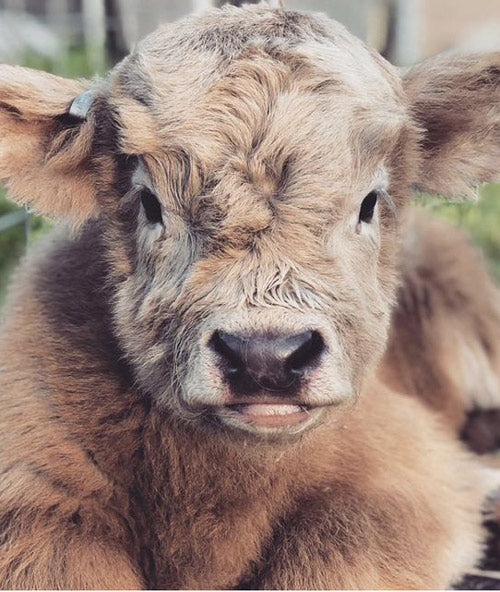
[112,6,407,168]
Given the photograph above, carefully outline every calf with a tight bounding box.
[0,3,499,589]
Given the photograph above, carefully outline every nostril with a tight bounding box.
[208,330,244,375]
[286,330,325,375]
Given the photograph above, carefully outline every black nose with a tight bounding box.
[209,330,325,394]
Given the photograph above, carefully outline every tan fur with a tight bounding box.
[0,4,499,589]
[0,66,110,224]
[0,282,487,588]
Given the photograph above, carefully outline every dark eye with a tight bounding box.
[140,187,163,225]
[358,191,378,225]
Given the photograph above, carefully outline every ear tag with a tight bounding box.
[68,90,95,120]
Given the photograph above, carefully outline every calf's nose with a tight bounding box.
[209,330,325,393]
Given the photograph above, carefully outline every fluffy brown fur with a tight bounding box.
[405,52,500,199]
[0,262,488,588]
[380,211,500,432]
[0,3,499,589]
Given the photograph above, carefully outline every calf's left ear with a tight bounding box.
[0,65,113,223]
[404,52,500,199]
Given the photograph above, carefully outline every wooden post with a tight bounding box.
[115,0,138,52]
[389,0,421,65]
[104,0,128,64]
[46,0,69,72]
[82,0,106,72]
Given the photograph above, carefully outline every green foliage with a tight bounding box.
[20,46,108,78]
[0,189,52,306]
[418,183,500,281]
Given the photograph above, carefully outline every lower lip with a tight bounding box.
[223,403,312,427]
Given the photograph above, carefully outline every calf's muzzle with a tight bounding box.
[209,330,325,395]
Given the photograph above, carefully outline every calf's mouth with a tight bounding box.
[213,396,327,432]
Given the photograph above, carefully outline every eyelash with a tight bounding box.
[140,187,163,225]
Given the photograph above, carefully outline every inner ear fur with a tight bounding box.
[404,52,500,199]
[0,65,113,223]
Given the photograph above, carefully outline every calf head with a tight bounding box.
[1,4,499,438]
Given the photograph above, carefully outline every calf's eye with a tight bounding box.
[358,191,378,225]
[140,187,163,225]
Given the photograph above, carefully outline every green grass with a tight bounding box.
[19,46,108,79]
[0,189,52,307]
[418,183,500,281]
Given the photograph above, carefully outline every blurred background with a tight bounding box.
[0,0,499,305]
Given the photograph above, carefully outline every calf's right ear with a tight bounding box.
[0,65,110,224]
